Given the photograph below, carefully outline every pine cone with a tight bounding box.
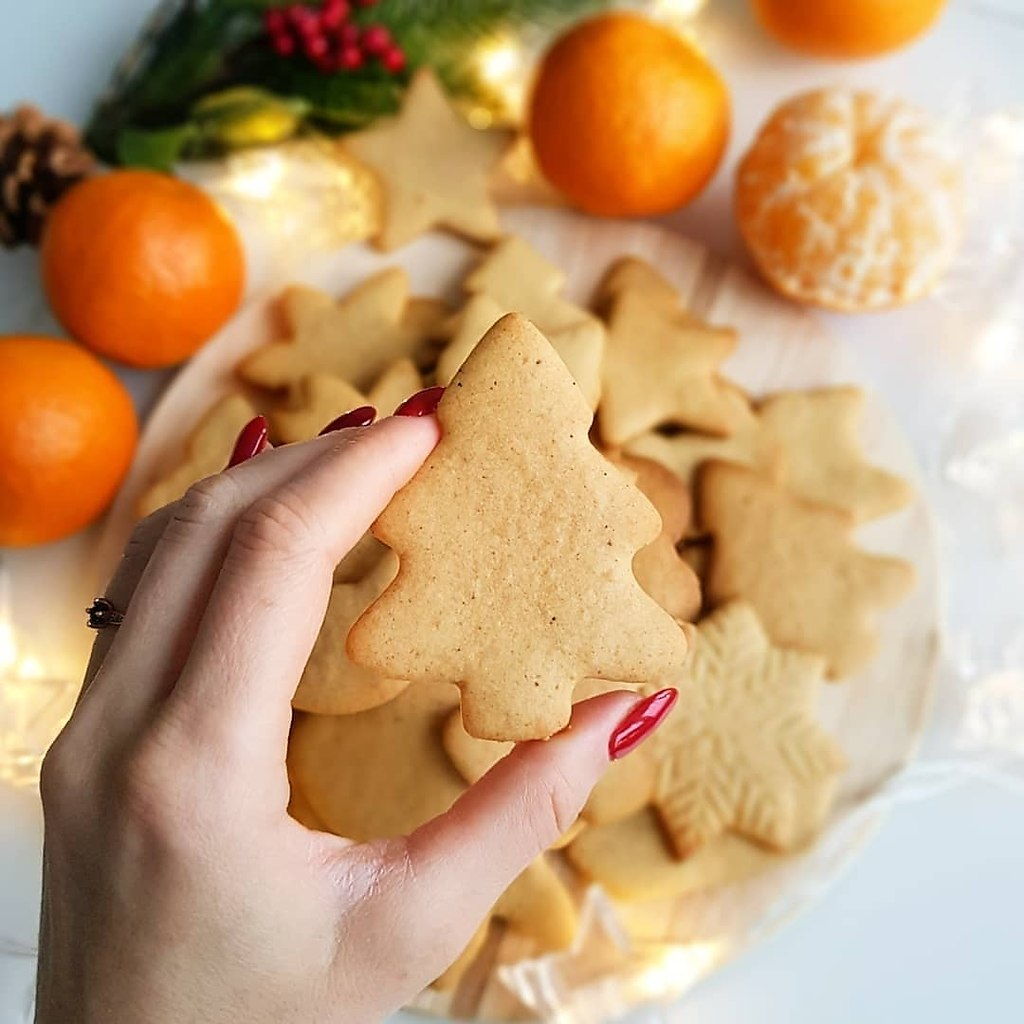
[0,106,95,248]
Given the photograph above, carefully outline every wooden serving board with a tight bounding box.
[97,207,941,1022]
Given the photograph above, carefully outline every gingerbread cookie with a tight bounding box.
[623,386,784,494]
[598,276,743,445]
[348,314,690,741]
[758,386,914,522]
[464,235,593,333]
[436,293,603,409]
[272,373,366,443]
[138,393,258,516]
[593,256,682,312]
[568,810,775,902]
[647,601,844,856]
[610,453,701,621]
[272,358,424,444]
[345,69,512,251]
[700,462,916,678]
[368,357,423,415]
[240,271,446,391]
[289,680,464,841]
[293,552,409,716]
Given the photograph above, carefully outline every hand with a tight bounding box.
[36,403,675,1024]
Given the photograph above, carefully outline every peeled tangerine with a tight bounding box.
[736,88,962,312]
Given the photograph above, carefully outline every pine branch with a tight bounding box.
[85,0,618,165]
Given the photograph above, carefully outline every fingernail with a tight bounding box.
[227,416,269,469]
[608,688,678,761]
[394,386,444,417]
[319,405,377,435]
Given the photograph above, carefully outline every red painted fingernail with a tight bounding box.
[319,405,377,435]
[227,416,269,469]
[608,688,678,761]
[394,386,444,417]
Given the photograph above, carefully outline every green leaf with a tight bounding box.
[116,124,199,171]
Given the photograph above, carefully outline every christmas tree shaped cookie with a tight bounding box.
[348,314,691,741]
[240,270,446,391]
[345,69,513,251]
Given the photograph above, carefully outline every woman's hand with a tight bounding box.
[35,404,673,1024]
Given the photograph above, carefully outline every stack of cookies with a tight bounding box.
[139,236,916,1013]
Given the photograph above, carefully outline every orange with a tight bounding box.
[528,13,729,217]
[41,170,245,369]
[735,88,962,312]
[0,336,138,546]
[752,0,946,59]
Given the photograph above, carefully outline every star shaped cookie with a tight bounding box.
[623,386,784,494]
[436,293,603,409]
[348,313,690,741]
[292,551,408,716]
[240,270,447,391]
[626,387,913,524]
[464,235,595,333]
[137,393,258,516]
[598,280,743,445]
[593,255,682,312]
[699,462,916,678]
[345,69,512,251]
[648,601,844,856]
[272,359,424,443]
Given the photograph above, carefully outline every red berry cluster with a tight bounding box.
[265,0,406,75]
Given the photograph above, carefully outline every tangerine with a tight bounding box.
[529,13,730,217]
[752,0,947,59]
[735,88,962,312]
[41,170,245,369]
[0,336,138,546]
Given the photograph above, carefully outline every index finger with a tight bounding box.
[165,415,439,765]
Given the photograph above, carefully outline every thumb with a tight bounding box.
[398,688,678,937]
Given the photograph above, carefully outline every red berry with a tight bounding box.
[337,22,360,45]
[272,32,297,56]
[265,10,287,34]
[382,45,406,72]
[321,0,350,24]
[361,24,391,56]
[304,34,329,58]
[291,5,319,32]
[285,3,307,25]
[339,45,364,70]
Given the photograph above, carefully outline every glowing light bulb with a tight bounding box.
[0,618,16,674]
[474,36,527,119]
[655,0,708,19]
[224,151,288,201]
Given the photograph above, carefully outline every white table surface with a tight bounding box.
[2,1,1024,1022]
